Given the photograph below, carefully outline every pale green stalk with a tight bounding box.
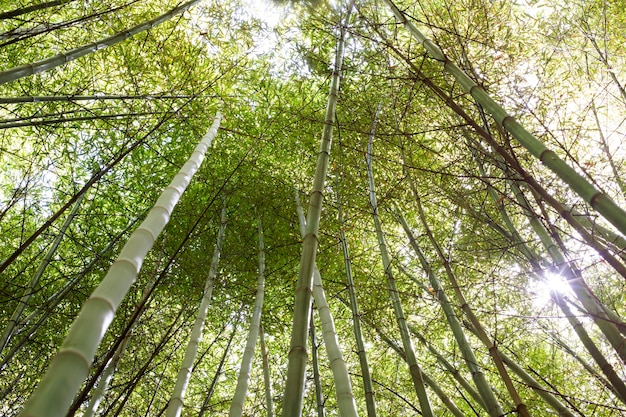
[281,4,352,415]
[396,210,505,417]
[229,217,266,417]
[260,325,274,417]
[0,191,85,355]
[382,0,626,236]
[85,272,159,417]
[366,108,433,417]
[19,113,221,417]
[0,0,204,85]
[295,191,359,417]
[335,176,377,417]
[167,199,227,417]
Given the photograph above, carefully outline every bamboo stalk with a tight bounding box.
[0,0,203,85]
[395,210,506,417]
[281,4,353,415]
[366,106,433,417]
[310,313,326,417]
[295,191,360,417]
[382,0,626,236]
[335,175,377,417]
[18,113,222,417]
[0,191,85,355]
[167,199,227,417]
[260,325,274,417]
[229,217,266,417]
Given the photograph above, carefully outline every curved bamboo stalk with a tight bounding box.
[229,217,266,417]
[18,113,221,417]
[0,94,198,104]
[0,191,85,355]
[260,325,274,417]
[281,4,353,415]
[0,0,203,85]
[382,0,626,236]
[167,200,227,417]
[296,190,360,417]
[335,174,377,417]
[395,211,506,417]
[405,192,530,416]
[366,106,433,417]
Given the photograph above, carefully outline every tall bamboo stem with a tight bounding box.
[281,4,352,415]
[229,217,266,417]
[382,0,626,236]
[167,199,227,417]
[18,113,221,417]
[366,106,433,416]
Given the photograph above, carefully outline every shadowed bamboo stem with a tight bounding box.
[260,325,274,417]
[0,191,85,355]
[395,210,506,417]
[335,173,377,417]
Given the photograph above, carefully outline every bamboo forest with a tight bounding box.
[2,0,626,415]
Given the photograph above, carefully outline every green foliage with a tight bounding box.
[1,0,626,416]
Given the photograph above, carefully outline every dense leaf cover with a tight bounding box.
[1,0,625,415]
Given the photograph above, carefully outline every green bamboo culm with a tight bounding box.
[395,210,506,417]
[281,3,353,416]
[335,174,377,417]
[0,0,203,85]
[167,198,228,417]
[0,191,85,355]
[366,106,433,417]
[295,190,360,417]
[229,216,266,417]
[260,325,274,417]
[382,0,626,237]
[18,113,222,417]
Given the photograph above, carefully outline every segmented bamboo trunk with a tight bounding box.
[382,0,626,236]
[335,176,377,417]
[18,113,222,417]
[295,191,360,417]
[366,107,433,417]
[0,0,204,85]
[167,199,227,417]
[395,211,506,417]
[281,4,352,415]
[229,217,266,417]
